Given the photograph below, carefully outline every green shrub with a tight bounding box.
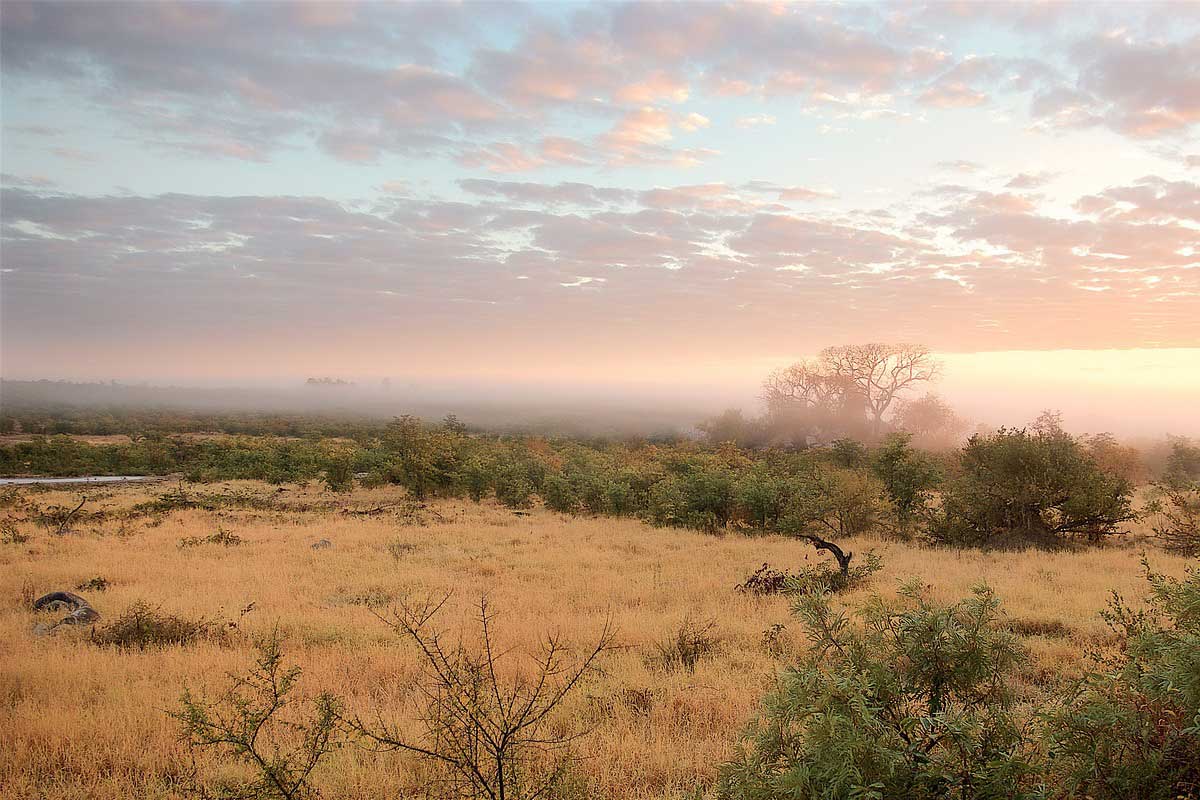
[542,472,580,513]
[782,467,887,539]
[173,631,343,799]
[92,601,219,649]
[494,468,534,509]
[719,583,1039,800]
[931,428,1134,547]
[645,477,690,527]
[1148,480,1200,556]
[1045,560,1200,799]
[871,433,940,536]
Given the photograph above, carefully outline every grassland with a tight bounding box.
[1,480,1192,799]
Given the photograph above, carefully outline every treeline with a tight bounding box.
[0,408,393,439]
[4,415,1199,551]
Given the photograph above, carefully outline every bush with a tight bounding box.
[179,527,244,548]
[645,477,690,528]
[782,467,887,539]
[736,464,789,529]
[174,631,343,800]
[648,617,719,673]
[320,455,354,493]
[719,583,1039,800]
[1045,561,1200,800]
[1148,480,1200,556]
[871,433,940,536]
[348,595,615,800]
[92,601,219,649]
[494,468,534,509]
[932,428,1134,547]
[736,553,882,596]
[542,472,581,514]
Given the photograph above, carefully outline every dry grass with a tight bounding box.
[0,480,1192,799]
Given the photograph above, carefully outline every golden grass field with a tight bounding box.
[1,480,1193,800]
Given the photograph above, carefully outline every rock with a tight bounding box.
[32,590,100,632]
[311,539,333,549]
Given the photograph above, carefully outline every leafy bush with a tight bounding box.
[828,438,868,468]
[719,582,1039,800]
[319,454,354,493]
[782,467,887,539]
[932,428,1134,547]
[1148,479,1200,556]
[1045,561,1200,800]
[494,467,534,509]
[871,433,940,536]
[542,472,581,514]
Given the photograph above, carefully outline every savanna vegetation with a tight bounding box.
[2,344,1198,799]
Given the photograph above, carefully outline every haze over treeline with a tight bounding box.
[4,343,1198,440]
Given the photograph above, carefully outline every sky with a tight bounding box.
[0,1,1198,432]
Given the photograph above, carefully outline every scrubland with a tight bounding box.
[1,480,1192,800]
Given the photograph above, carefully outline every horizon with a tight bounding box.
[5,345,1200,438]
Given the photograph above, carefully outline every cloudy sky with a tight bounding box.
[1,1,1198,426]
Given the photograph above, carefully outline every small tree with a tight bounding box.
[173,631,343,800]
[872,433,940,536]
[719,583,1038,800]
[782,467,887,541]
[932,428,1134,547]
[347,595,615,800]
[1148,479,1200,556]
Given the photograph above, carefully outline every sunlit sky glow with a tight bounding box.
[1,1,1197,431]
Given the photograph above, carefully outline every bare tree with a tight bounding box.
[347,595,616,800]
[819,344,940,438]
[893,392,969,449]
[760,361,863,444]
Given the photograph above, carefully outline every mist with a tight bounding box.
[4,346,1198,439]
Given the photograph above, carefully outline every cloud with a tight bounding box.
[1005,171,1058,189]
[3,0,1193,179]
[736,114,776,128]
[1031,33,1200,139]
[4,173,1198,367]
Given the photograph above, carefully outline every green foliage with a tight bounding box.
[1148,479,1200,556]
[931,428,1134,547]
[173,631,343,799]
[736,464,790,529]
[871,433,940,535]
[542,472,581,513]
[782,467,887,539]
[1165,437,1200,483]
[1045,561,1200,800]
[179,527,244,548]
[828,438,869,468]
[319,454,354,493]
[719,582,1038,800]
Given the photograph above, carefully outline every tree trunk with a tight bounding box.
[798,534,852,577]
